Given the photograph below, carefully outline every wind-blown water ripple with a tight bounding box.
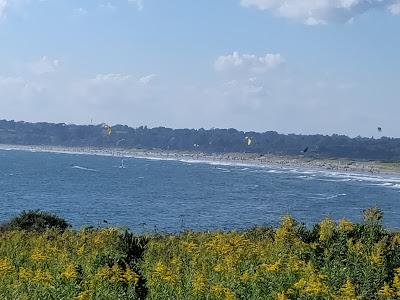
[0,149,399,232]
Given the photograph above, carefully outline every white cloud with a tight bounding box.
[0,0,8,19]
[28,56,59,75]
[128,0,143,11]
[138,74,158,85]
[215,52,284,74]
[91,73,131,83]
[99,2,116,12]
[240,0,400,24]
[388,1,400,14]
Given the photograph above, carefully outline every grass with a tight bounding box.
[1,208,400,299]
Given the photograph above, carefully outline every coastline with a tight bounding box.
[1,143,400,175]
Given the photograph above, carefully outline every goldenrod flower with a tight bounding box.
[61,263,78,280]
[276,292,289,300]
[33,269,54,285]
[210,284,236,299]
[370,240,385,266]
[31,249,47,261]
[377,283,394,299]
[260,261,280,272]
[122,267,139,285]
[95,266,112,280]
[213,263,223,273]
[240,271,251,282]
[319,218,336,242]
[154,261,167,274]
[111,264,124,282]
[0,258,13,275]
[75,290,92,300]
[192,272,206,293]
[18,267,33,281]
[334,278,358,300]
[182,241,198,253]
[77,245,85,256]
[339,218,354,232]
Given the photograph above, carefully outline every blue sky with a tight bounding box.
[1,0,400,137]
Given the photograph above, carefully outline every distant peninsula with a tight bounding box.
[1,119,399,161]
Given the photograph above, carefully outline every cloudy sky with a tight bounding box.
[1,0,399,137]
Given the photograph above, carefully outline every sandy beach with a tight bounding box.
[1,143,400,175]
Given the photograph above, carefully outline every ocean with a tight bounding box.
[1,149,399,232]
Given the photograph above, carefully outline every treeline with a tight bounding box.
[0,119,399,161]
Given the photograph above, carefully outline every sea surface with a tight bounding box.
[1,149,400,232]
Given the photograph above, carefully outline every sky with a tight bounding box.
[0,0,399,137]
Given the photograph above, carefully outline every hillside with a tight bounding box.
[0,119,399,161]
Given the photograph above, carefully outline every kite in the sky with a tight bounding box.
[102,124,112,135]
[245,136,252,146]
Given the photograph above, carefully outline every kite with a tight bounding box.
[245,136,252,146]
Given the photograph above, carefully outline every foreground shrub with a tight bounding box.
[1,209,400,299]
[141,211,400,300]
[0,210,70,232]
[0,228,146,299]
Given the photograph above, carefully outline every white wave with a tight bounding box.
[71,165,98,172]
[309,193,347,200]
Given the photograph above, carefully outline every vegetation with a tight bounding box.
[0,210,70,233]
[1,119,400,160]
[1,208,400,299]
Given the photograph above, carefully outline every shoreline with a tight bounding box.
[1,143,400,175]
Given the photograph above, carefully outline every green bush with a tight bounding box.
[0,210,70,232]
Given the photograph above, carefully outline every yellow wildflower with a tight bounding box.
[211,284,224,295]
[161,274,175,283]
[31,249,47,261]
[182,241,198,253]
[377,283,394,299]
[211,285,235,300]
[18,267,33,281]
[75,290,92,300]
[294,269,328,296]
[93,235,104,246]
[224,288,235,300]
[371,241,385,266]
[392,268,400,296]
[95,266,112,280]
[0,258,13,275]
[33,269,54,285]
[111,264,124,282]
[240,270,251,282]
[319,218,336,242]
[276,292,289,300]
[275,215,296,241]
[261,261,280,272]
[339,218,354,232]
[122,267,139,285]
[154,261,167,274]
[77,245,85,256]
[192,272,206,293]
[61,263,78,280]
[213,263,223,273]
[334,278,358,300]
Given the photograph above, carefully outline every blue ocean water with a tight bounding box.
[0,149,399,232]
